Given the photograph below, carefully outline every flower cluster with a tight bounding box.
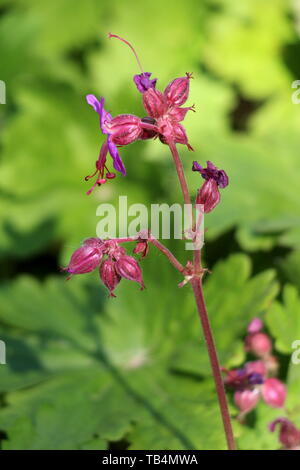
[85,34,194,194]
[63,237,145,297]
[223,318,286,420]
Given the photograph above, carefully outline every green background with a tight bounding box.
[0,0,300,450]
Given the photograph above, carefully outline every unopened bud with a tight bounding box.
[247,317,263,334]
[245,332,272,357]
[99,259,121,297]
[115,255,145,288]
[264,355,279,376]
[269,418,300,449]
[133,240,149,258]
[262,378,286,408]
[108,114,142,145]
[196,179,220,213]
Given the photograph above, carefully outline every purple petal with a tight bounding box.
[107,137,126,176]
[133,72,157,93]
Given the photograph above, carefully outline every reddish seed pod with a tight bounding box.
[261,378,286,408]
[196,179,220,213]
[64,245,103,275]
[83,237,104,250]
[143,88,167,118]
[108,114,143,145]
[115,255,145,288]
[245,332,272,357]
[164,73,192,107]
[234,389,260,415]
[99,259,121,297]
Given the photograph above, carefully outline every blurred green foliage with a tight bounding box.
[0,0,300,450]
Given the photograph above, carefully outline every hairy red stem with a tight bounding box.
[168,142,236,450]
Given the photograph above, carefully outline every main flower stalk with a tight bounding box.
[168,142,236,450]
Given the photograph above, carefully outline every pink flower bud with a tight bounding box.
[115,255,145,288]
[164,73,192,107]
[262,378,286,408]
[107,114,142,145]
[133,240,149,258]
[245,360,267,378]
[234,389,260,414]
[64,245,102,275]
[196,179,220,213]
[99,259,121,297]
[143,88,166,118]
[245,332,272,357]
[269,418,300,449]
[247,317,263,334]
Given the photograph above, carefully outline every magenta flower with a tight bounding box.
[224,367,264,391]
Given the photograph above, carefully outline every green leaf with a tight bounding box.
[170,254,278,375]
[203,0,293,99]
[237,402,281,450]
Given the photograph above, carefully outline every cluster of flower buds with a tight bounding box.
[63,237,145,297]
[269,418,300,450]
[223,318,286,420]
[192,161,229,213]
